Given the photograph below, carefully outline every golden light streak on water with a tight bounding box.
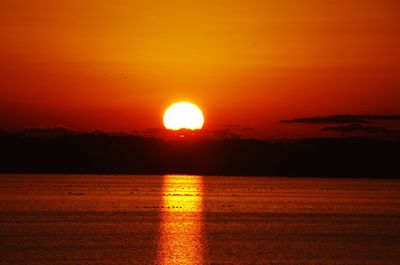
[157,175,205,265]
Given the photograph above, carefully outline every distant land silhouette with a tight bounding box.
[0,128,399,178]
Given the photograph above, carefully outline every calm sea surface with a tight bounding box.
[1,174,400,265]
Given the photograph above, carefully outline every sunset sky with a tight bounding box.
[1,0,399,138]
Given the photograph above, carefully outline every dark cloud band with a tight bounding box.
[281,115,400,124]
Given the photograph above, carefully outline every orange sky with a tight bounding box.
[1,0,399,138]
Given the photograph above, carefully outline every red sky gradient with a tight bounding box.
[1,1,399,138]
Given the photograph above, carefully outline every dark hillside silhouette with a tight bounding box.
[0,130,399,177]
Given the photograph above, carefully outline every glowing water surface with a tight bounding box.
[157,175,205,265]
[1,174,400,265]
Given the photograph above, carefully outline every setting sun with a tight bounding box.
[163,102,204,130]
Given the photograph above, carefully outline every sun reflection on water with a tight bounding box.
[157,175,205,265]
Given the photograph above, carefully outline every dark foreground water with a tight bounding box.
[0,174,400,265]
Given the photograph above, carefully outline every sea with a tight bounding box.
[1,174,400,265]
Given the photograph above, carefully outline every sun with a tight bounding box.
[163,102,204,130]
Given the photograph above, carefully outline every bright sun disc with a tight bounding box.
[163,102,204,130]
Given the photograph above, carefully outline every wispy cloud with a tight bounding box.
[320,123,393,134]
[281,115,400,124]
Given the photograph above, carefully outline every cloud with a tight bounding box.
[141,127,167,135]
[320,123,392,134]
[209,128,241,139]
[224,124,253,131]
[281,115,400,124]
[134,125,253,139]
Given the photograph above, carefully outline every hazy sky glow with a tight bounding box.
[1,0,399,138]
